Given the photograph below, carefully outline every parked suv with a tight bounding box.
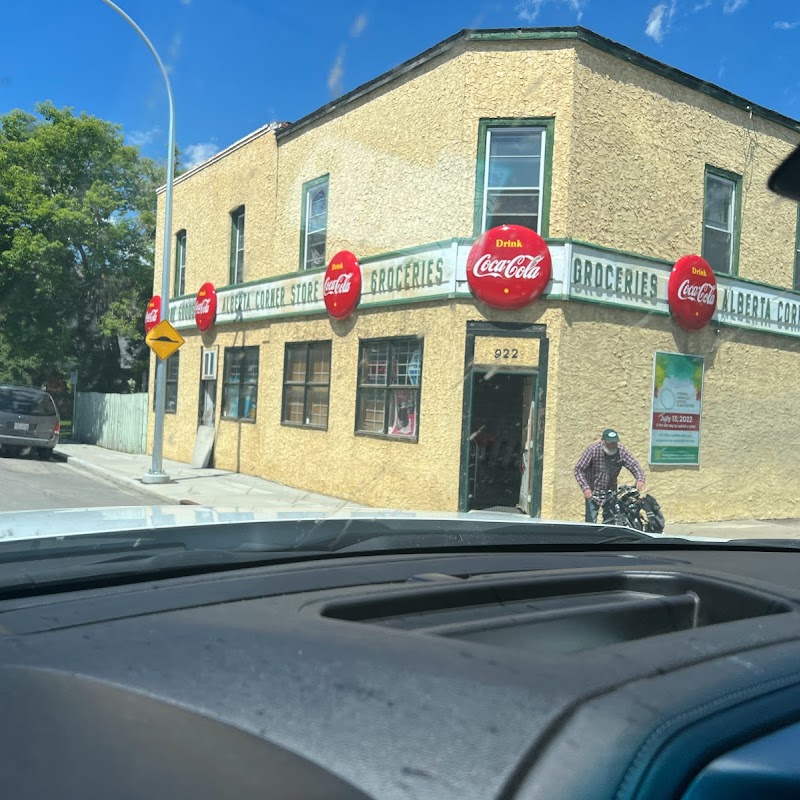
[0,385,60,459]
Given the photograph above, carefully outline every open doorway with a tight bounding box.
[467,371,535,512]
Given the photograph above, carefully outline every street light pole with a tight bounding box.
[100,0,175,484]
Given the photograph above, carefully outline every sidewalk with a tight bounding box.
[55,443,365,513]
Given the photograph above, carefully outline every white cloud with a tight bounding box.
[723,0,746,12]
[775,20,800,30]
[516,0,588,23]
[183,142,220,169]
[693,0,711,10]
[645,0,676,42]
[128,128,160,147]
[327,47,346,97]
[168,31,183,61]
[350,12,368,38]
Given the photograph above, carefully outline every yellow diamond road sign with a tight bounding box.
[146,319,185,361]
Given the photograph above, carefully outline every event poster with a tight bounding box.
[650,352,704,465]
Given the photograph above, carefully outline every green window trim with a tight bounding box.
[794,207,800,291]
[229,206,245,285]
[702,164,742,276]
[174,230,187,297]
[473,117,555,238]
[299,174,330,271]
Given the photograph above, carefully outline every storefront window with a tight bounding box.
[356,338,422,440]
[222,346,259,421]
[703,167,741,274]
[282,341,331,428]
[300,175,328,270]
[174,230,187,296]
[230,207,245,284]
[478,123,548,235]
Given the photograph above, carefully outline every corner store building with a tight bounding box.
[148,27,800,523]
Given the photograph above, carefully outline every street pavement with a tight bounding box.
[0,450,158,511]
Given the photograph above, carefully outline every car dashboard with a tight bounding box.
[3,544,800,799]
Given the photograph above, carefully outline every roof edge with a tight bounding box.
[275,26,800,143]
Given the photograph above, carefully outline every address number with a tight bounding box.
[494,348,519,360]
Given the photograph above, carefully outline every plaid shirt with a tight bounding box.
[574,442,645,494]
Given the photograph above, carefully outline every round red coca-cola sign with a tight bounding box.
[466,224,552,310]
[145,295,161,334]
[194,283,217,332]
[668,255,717,331]
[323,251,361,320]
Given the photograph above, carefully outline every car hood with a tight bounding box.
[0,505,730,544]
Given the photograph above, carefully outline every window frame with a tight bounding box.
[702,165,742,276]
[794,206,800,291]
[229,206,245,285]
[221,346,260,423]
[152,352,179,414]
[354,336,424,443]
[473,118,554,238]
[174,230,187,296]
[281,341,332,431]
[299,174,329,271]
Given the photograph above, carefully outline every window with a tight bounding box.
[222,347,259,421]
[702,167,741,275]
[356,338,422,440]
[230,207,245,284]
[300,175,328,270]
[174,230,187,296]
[794,208,800,291]
[474,119,554,237]
[153,352,180,413]
[282,342,332,428]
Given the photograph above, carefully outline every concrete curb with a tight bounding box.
[55,451,178,506]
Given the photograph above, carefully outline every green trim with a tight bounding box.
[173,230,186,297]
[275,27,800,146]
[298,174,329,271]
[795,207,800,292]
[229,206,245,285]
[703,165,742,277]
[473,117,555,238]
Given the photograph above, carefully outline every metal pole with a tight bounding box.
[100,0,175,484]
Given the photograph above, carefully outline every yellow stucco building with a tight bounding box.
[147,27,800,523]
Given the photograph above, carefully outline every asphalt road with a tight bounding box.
[0,451,156,512]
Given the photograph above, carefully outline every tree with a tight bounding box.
[0,102,161,392]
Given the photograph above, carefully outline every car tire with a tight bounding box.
[38,447,52,461]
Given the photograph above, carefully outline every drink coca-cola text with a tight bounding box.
[324,274,353,295]
[677,279,716,306]
[145,308,159,322]
[472,253,544,281]
[195,298,212,314]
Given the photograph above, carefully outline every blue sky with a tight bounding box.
[1,0,799,168]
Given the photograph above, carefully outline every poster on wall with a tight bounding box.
[650,351,705,465]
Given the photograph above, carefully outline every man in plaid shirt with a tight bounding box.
[574,429,646,523]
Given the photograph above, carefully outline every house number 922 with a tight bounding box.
[493,348,519,360]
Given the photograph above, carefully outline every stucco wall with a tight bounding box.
[550,302,800,523]
[569,43,800,287]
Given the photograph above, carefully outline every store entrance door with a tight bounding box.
[459,322,549,517]
[467,371,535,512]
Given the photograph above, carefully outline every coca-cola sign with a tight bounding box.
[668,255,717,331]
[323,251,361,320]
[466,224,552,310]
[194,282,217,332]
[145,295,161,334]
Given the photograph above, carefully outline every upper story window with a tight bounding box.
[300,175,329,270]
[475,119,554,237]
[702,166,741,275]
[230,207,245,284]
[794,208,800,291]
[174,230,187,296]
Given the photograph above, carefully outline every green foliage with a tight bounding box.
[0,102,161,391]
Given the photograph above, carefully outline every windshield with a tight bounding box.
[1,0,798,554]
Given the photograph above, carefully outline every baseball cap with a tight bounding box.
[602,428,620,443]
